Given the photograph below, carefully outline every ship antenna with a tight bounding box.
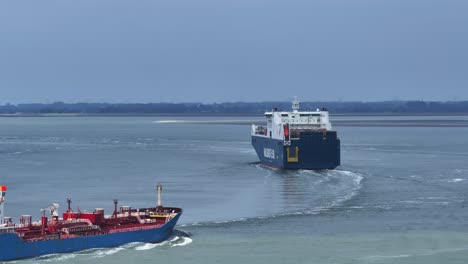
[157,183,163,209]
[292,96,300,112]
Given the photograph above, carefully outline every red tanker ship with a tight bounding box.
[0,184,182,261]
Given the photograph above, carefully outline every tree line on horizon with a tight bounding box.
[1,101,468,114]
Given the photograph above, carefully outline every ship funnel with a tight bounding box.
[157,183,163,207]
[0,185,6,222]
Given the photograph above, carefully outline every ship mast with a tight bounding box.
[292,96,300,112]
[157,183,163,208]
[0,185,6,223]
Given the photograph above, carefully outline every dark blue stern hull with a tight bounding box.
[251,131,340,170]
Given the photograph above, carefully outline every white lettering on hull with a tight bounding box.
[263,148,275,159]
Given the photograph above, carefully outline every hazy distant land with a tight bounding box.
[1,101,468,116]
[1,101,467,127]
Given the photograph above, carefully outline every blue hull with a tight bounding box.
[251,131,340,170]
[0,213,181,261]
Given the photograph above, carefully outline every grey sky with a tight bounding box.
[0,0,467,103]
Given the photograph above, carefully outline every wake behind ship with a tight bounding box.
[251,98,340,170]
[0,184,182,261]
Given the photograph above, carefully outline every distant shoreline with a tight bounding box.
[2,101,468,116]
[1,112,468,117]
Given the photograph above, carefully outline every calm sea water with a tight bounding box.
[1,116,468,264]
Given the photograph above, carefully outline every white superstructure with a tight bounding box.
[251,98,333,142]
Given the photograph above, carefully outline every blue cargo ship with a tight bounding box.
[0,184,182,261]
[251,98,340,170]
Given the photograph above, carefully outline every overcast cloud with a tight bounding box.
[0,0,467,103]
